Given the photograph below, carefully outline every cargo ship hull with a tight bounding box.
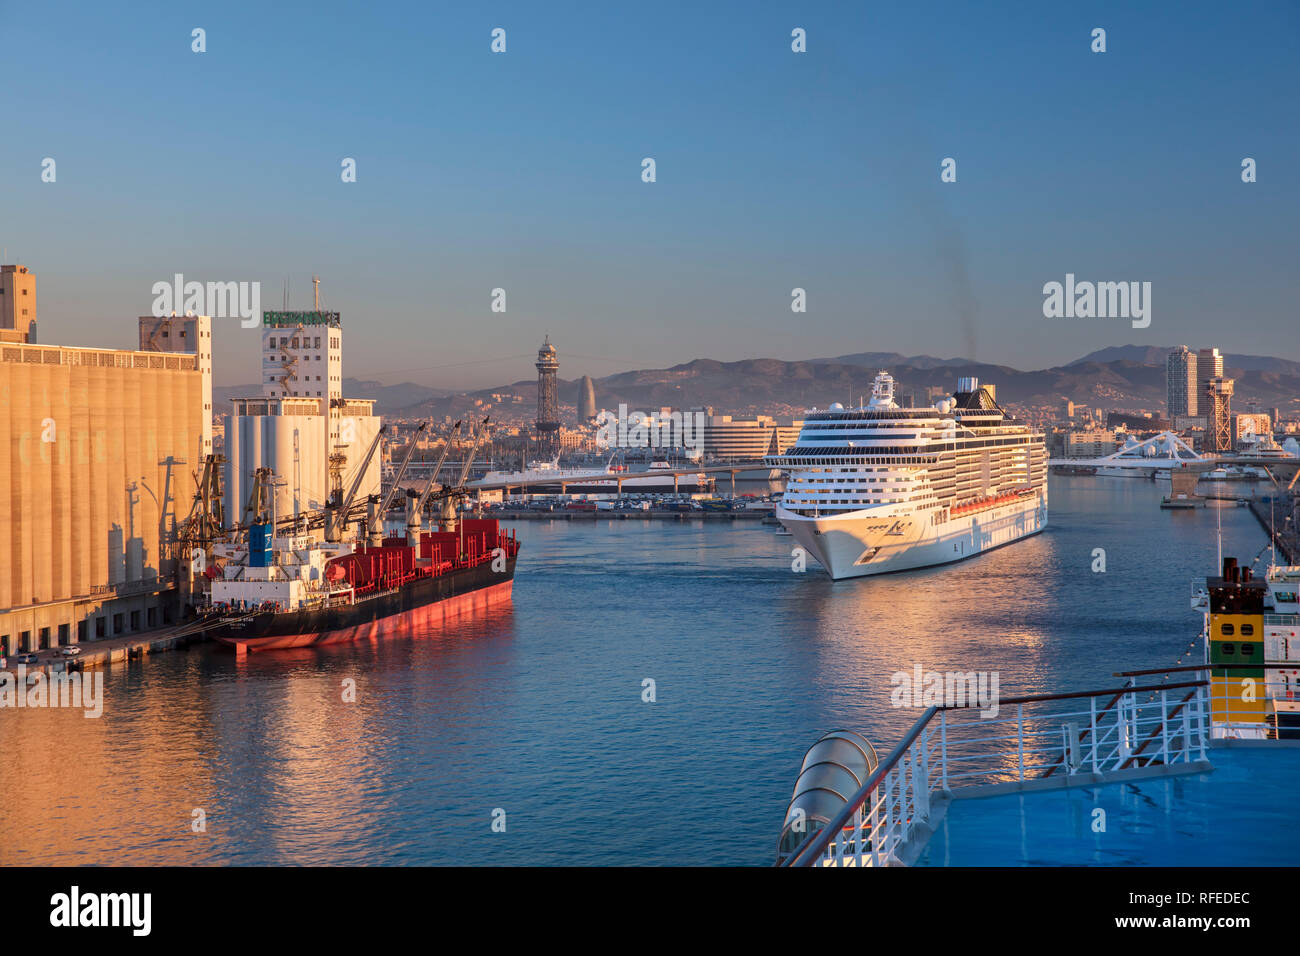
[209,554,516,652]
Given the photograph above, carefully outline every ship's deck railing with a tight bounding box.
[782,679,1211,868]
[1121,663,1300,741]
[1263,613,1300,626]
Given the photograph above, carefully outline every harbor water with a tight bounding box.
[0,476,1270,865]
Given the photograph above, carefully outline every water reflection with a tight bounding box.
[0,477,1269,865]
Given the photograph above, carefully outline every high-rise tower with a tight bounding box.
[1166,346,1197,419]
[577,375,596,420]
[1197,348,1223,414]
[535,336,560,453]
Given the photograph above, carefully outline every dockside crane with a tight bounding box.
[366,421,430,547]
[326,424,388,542]
[405,421,462,553]
[177,452,226,609]
[240,467,275,527]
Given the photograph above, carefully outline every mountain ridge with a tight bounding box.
[214,350,1300,418]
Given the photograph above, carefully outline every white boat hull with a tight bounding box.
[778,492,1047,580]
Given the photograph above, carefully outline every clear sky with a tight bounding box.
[3,0,1297,388]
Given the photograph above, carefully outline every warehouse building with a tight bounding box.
[0,273,209,653]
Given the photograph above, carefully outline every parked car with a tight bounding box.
[14,652,38,665]
[60,645,82,657]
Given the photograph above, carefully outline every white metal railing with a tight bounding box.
[783,679,1210,867]
[1122,664,1300,741]
[1204,679,1297,740]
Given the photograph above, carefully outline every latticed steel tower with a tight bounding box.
[1206,376,1234,453]
[535,336,561,454]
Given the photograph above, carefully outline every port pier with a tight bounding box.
[0,619,222,676]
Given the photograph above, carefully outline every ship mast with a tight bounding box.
[1216,500,1222,572]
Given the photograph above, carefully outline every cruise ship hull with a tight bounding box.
[778,493,1047,580]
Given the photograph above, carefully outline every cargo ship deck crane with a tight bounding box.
[406,421,462,553]
[366,421,429,547]
[435,416,490,534]
[326,424,387,542]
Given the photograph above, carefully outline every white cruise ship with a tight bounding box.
[767,372,1047,579]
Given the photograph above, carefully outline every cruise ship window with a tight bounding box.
[1221,623,1235,636]
[1242,643,1254,656]
[1222,643,1236,655]
[1240,624,1255,636]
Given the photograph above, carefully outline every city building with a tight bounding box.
[224,299,379,527]
[1196,348,1224,411]
[0,264,37,342]
[1107,411,1170,433]
[261,310,342,403]
[1064,429,1121,458]
[0,268,207,653]
[1166,345,1198,418]
[1173,415,1208,433]
[139,314,213,456]
[1234,412,1273,445]
[577,375,596,421]
[701,414,802,460]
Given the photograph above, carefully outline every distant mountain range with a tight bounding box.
[215,347,1300,418]
[819,346,1300,378]
[1065,345,1300,377]
[809,352,974,370]
[213,378,458,412]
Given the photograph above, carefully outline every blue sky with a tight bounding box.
[3,0,1297,388]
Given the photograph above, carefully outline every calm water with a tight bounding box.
[0,477,1270,866]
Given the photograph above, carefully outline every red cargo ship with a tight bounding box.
[205,519,519,653]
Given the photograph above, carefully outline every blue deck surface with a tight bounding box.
[916,746,1300,866]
